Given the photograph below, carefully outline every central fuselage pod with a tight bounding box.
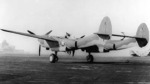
[75,16,112,52]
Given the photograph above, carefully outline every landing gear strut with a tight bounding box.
[49,52,59,63]
[86,53,94,63]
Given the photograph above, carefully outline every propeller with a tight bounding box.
[65,32,71,38]
[27,30,41,56]
[27,30,53,56]
[39,45,41,56]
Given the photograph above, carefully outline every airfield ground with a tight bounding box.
[1,54,150,84]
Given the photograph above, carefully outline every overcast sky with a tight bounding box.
[0,0,150,53]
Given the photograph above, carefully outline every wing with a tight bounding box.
[1,29,58,42]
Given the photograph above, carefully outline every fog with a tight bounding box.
[0,0,150,54]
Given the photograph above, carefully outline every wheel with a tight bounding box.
[86,55,94,63]
[49,54,59,63]
[49,54,56,63]
[55,56,59,62]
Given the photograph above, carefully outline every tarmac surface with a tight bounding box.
[1,54,150,84]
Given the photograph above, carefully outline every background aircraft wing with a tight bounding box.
[1,29,58,42]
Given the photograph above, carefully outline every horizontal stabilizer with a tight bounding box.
[95,33,146,39]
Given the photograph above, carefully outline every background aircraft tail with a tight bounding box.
[135,23,149,47]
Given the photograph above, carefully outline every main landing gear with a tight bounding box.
[86,53,94,63]
[49,52,59,63]
[49,52,94,63]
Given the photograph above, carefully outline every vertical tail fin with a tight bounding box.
[131,23,150,56]
[96,16,112,40]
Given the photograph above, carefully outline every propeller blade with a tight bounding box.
[45,30,52,35]
[66,32,71,37]
[80,35,85,38]
[67,51,71,55]
[27,30,36,35]
[121,32,125,40]
[72,50,75,56]
[39,45,41,56]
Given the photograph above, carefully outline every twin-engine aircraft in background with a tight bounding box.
[1,16,149,63]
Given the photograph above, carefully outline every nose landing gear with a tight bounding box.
[86,53,94,63]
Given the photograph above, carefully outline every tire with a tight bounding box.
[86,55,94,63]
[49,54,56,63]
[55,56,59,62]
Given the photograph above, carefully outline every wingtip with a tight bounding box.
[0,29,4,31]
[0,29,8,31]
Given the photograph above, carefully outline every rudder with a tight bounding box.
[97,16,112,40]
[136,23,149,47]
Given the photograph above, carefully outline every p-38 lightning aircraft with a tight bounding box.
[1,16,149,63]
